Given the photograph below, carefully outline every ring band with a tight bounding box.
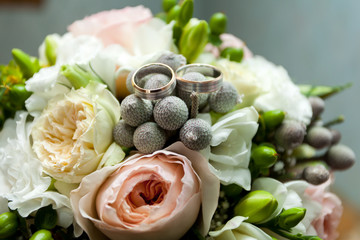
[132,63,176,100]
[175,64,223,93]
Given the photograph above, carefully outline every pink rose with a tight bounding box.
[70,142,220,240]
[205,33,253,59]
[68,6,152,51]
[305,177,343,240]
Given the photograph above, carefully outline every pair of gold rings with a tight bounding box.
[131,63,223,100]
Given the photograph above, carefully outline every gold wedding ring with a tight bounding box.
[175,64,223,93]
[131,63,176,100]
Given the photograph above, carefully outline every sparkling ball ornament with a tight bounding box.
[209,81,238,113]
[126,70,136,93]
[133,122,167,154]
[144,73,170,90]
[154,96,188,130]
[177,72,209,109]
[180,118,212,150]
[325,144,355,170]
[113,120,135,148]
[156,52,186,71]
[120,94,153,127]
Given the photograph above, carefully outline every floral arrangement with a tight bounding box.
[0,1,355,240]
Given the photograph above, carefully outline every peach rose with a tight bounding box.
[205,33,253,59]
[68,6,152,51]
[305,177,343,240]
[70,142,220,240]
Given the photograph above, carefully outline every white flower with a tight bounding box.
[215,56,312,124]
[252,178,321,235]
[200,107,259,190]
[0,112,72,228]
[26,33,104,116]
[31,82,123,183]
[209,216,272,240]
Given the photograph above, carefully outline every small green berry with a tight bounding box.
[209,12,227,35]
[252,146,278,169]
[306,126,332,149]
[262,110,285,130]
[30,229,53,240]
[0,212,18,239]
[120,94,153,127]
[180,118,212,150]
[209,81,238,113]
[302,165,330,185]
[133,122,167,154]
[220,47,244,62]
[325,144,355,170]
[113,120,136,148]
[154,96,188,130]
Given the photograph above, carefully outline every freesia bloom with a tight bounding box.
[200,107,259,190]
[306,177,343,240]
[31,82,122,183]
[71,142,219,240]
[0,112,72,228]
[68,6,152,52]
[209,216,272,240]
[216,56,312,124]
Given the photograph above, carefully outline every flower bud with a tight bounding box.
[220,47,244,62]
[60,64,102,89]
[30,229,53,240]
[252,145,278,169]
[9,83,32,105]
[34,205,58,230]
[262,110,285,131]
[166,5,180,23]
[325,144,355,170]
[292,144,316,159]
[306,126,332,149]
[277,207,306,230]
[275,120,306,150]
[179,19,209,63]
[178,0,193,27]
[302,164,330,185]
[209,12,227,35]
[309,96,325,119]
[234,190,278,224]
[162,0,177,12]
[329,128,341,145]
[44,35,58,66]
[0,212,18,238]
[11,48,40,79]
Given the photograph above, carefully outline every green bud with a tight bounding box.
[44,36,58,66]
[0,212,18,238]
[179,19,209,63]
[12,48,40,79]
[9,84,32,106]
[155,12,167,22]
[30,229,54,240]
[252,145,278,169]
[162,0,177,12]
[209,12,227,35]
[166,5,181,23]
[178,0,193,27]
[35,205,57,230]
[234,190,278,223]
[277,207,306,229]
[60,64,102,89]
[263,110,285,130]
[292,144,316,159]
[221,47,244,62]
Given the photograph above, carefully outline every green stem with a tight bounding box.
[323,115,344,127]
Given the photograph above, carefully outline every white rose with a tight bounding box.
[252,178,321,236]
[0,112,72,228]
[26,33,104,116]
[200,107,259,190]
[215,56,312,124]
[209,216,272,240]
[31,82,123,183]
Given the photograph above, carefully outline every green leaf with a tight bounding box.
[299,83,352,99]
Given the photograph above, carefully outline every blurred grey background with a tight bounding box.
[1,0,359,208]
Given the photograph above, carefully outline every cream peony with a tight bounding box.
[209,216,272,240]
[215,56,312,124]
[200,107,259,190]
[71,142,219,240]
[0,112,72,228]
[31,82,121,183]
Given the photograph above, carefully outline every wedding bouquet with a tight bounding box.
[0,1,355,240]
